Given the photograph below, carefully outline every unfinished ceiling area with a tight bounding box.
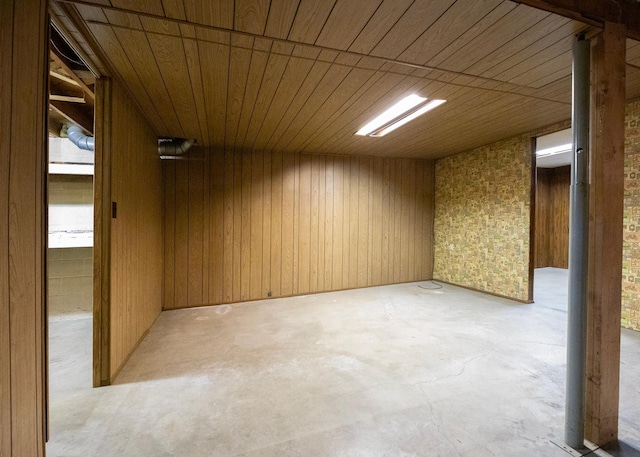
[51,0,640,159]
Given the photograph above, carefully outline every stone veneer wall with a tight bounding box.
[623,99,640,331]
[434,134,532,302]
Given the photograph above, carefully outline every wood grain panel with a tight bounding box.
[287,0,336,44]
[1,0,48,454]
[370,0,455,59]
[183,0,234,29]
[86,23,168,135]
[74,1,599,161]
[235,0,270,35]
[145,32,202,140]
[209,150,224,305]
[264,0,299,39]
[397,0,503,65]
[535,167,552,268]
[234,49,270,150]
[95,79,164,382]
[163,149,435,308]
[243,51,291,150]
[111,26,184,137]
[437,5,552,74]
[199,40,229,150]
[534,165,569,268]
[315,0,382,50]
[551,166,570,268]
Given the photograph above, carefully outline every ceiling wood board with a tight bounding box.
[52,0,640,158]
[263,0,299,39]
[87,22,169,133]
[431,4,552,73]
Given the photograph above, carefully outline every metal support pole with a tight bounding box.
[565,34,590,450]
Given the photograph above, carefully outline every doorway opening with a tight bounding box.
[47,22,96,450]
[534,128,572,273]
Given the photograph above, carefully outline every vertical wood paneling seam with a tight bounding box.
[308,156,312,291]
[279,153,283,294]
[204,149,209,302]
[2,3,15,450]
[107,26,169,134]
[179,34,204,142]
[284,2,302,41]
[193,38,210,146]
[224,43,232,148]
[311,1,339,46]
[186,142,190,306]
[37,3,47,445]
[247,50,293,151]
[262,55,330,150]
[238,41,272,149]
[348,0,413,54]
[232,43,254,149]
[278,61,360,153]
[172,152,177,306]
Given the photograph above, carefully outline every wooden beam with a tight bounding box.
[49,47,94,101]
[514,0,640,41]
[50,100,93,133]
[49,94,85,103]
[586,21,626,446]
[1,0,49,455]
[93,77,111,387]
[50,69,81,86]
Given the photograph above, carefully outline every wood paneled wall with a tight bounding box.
[164,149,435,309]
[0,0,48,454]
[94,78,164,384]
[535,166,570,268]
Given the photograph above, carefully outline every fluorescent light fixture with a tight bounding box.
[536,142,572,157]
[356,94,446,137]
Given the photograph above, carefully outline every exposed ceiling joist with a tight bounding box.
[50,94,86,103]
[50,70,80,87]
[50,101,93,134]
[514,0,640,40]
[50,47,95,101]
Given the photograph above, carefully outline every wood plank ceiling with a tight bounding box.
[52,0,640,159]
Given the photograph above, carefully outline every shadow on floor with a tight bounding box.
[602,440,640,457]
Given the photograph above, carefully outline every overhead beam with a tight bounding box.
[50,100,93,133]
[514,0,640,41]
[50,69,80,87]
[50,94,85,103]
[586,21,626,446]
[49,47,94,101]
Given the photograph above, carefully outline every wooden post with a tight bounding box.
[586,20,626,446]
[0,0,49,455]
[93,77,112,387]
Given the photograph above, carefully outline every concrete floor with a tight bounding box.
[47,268,640,457]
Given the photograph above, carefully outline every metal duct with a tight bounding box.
[67,125,95,151]
[158,138,195,158]
[65,126,195,157]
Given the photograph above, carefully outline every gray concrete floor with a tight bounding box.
[47,268,640,457]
